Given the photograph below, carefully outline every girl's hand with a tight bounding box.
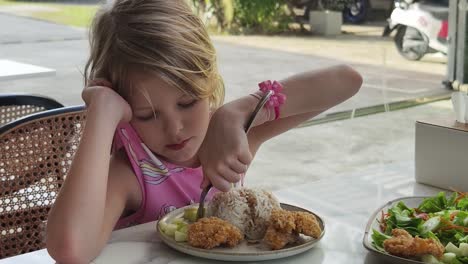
[82,78,132,123]
[198,100,255,192]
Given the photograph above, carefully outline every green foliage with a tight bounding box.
[230,0,291,34]
[199,0,292,34]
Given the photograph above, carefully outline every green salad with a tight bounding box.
[371,192,468,264]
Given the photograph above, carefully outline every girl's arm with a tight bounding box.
[248,65,362,151]
[46,87,137,263]
[199,65,362,191]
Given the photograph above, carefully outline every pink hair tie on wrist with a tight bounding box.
[258,80,286,120]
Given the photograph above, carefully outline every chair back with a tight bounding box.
[0,105,85,259]
[0,94,64,126]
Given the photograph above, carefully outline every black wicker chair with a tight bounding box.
[0,94,64,127]
[0,105,86,259]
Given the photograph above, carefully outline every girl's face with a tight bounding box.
[128,72,211,167]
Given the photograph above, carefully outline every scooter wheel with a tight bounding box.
[394,26,428,61]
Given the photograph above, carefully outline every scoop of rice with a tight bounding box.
[207,187,280,240]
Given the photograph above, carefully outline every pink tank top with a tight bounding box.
[113,123,215,229]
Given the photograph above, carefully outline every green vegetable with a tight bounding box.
[158,217,190,243]
[458,198,468,211]
[371,192,468,263]
[453,212,468,227]
[174,230,188,242]
[442,252,457,263]
[421,254,441,264]
[420,217,441,235]
[371,229,391,252]
[446,242,461,256]
[384,202,423,236]
[163,223,177,236]
[183,207,199,222]
[460,243,468,257]
[419,192,455,213]
[172,218,185,225]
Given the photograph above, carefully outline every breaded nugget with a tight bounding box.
[187,217,243,249]
[383,228,444,259]
[293,211,321,238]
[264,209,322,250]
[270,208,296,233]
[264,225,299,250]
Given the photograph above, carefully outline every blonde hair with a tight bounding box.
[84,0,224,108]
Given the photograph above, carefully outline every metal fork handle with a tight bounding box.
[196,183,212,220]
[244,90,273,134]
[196,90,274,220]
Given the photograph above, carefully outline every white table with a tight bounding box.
[0,162,445,264]
[0,59,55,81]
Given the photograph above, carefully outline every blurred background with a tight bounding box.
[0,0,460,190]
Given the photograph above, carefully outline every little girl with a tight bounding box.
[46,0,362,262]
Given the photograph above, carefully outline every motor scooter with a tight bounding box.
[382,0,448,60]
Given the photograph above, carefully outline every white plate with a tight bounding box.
[157,203,325,262]
[363,196,432,264]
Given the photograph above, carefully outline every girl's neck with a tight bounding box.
[157,153,201,168]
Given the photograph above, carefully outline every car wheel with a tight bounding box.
[343,0,370,24]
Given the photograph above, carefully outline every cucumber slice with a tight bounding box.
[441,252,457,263]
[421,254,441,264]
[421,217,441,235]
[446,242,461,257]
[459,243,468,257]
[174,230,188,242]
[172,218,185,225]
[183,207,198,222]
[163,223,178,237]
[158,221,168,232]
[178,224,188,233]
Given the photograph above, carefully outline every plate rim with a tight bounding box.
[157,202,325,261]
[362,195,434,264]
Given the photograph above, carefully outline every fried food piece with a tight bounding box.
[187,217,243,249]
[264,209,322,250]
[383,228,444,259]
[293,211,322,238]
[270,208,296,233]
[264,225,299,250]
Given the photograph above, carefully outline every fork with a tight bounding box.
[196,90,273,220]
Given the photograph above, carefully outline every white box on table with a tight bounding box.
[415,119,468,192]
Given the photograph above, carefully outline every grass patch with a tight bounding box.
[34,5,98,27]
[0,0,98,27]
[0,0,16,5]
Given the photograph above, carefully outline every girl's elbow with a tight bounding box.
[46,232,89,264]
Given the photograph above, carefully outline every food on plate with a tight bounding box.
[187,217,243,249]
[158,187,323,252]
[159,217,189,242]
[371,191,468,263]
[264,209,322,250]
[264,225,299,250]
[183,207,199,222]
[207,187,281,240]
[383,228,444,259]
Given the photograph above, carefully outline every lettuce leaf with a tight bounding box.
[371,229,391,251]
[419,192,451,213]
